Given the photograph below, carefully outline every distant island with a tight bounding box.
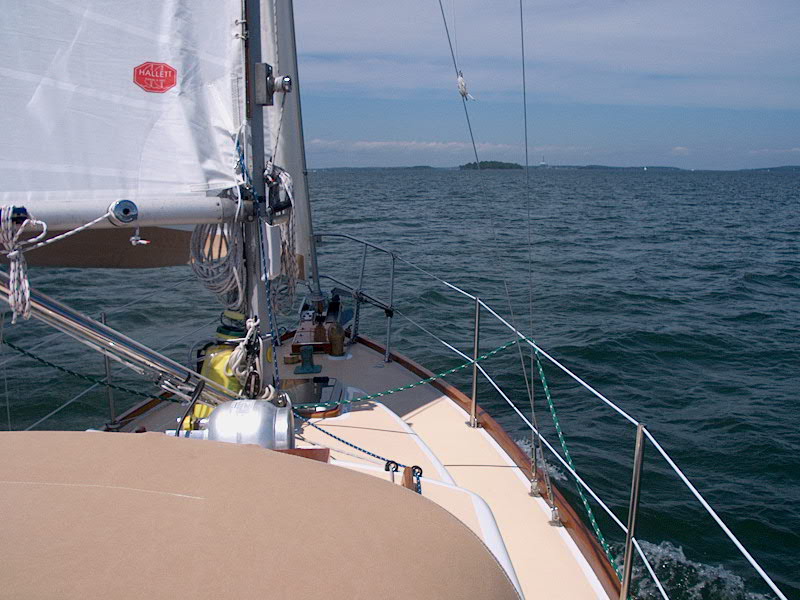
[738,165,800,172]
[315,164,800,172]
[460,161,523,170]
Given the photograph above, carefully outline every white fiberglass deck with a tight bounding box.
[127,339,610,599]
[283,341,609,600]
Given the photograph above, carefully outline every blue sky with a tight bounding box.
[293,1,800,170]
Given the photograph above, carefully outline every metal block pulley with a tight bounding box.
[254,63,292,106]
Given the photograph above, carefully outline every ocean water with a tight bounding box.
[2,168,798,599]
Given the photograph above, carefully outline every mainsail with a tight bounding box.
[0,0,249,267]
[0,0,315,378]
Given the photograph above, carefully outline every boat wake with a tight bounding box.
[516,434,773,599]
[630,541,771,600]
[514,437,568,482]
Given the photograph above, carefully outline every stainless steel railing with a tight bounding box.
[3,231,788,599]
[313,230,788,600]
[315,232,397,362]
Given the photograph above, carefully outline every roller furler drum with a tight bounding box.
[207,399,294,449]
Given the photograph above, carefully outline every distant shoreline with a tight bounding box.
[310,165,800,173]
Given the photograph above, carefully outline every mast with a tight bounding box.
[243,0,270,374]
[242,0,322,384]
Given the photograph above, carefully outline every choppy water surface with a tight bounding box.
[4,168,798,599]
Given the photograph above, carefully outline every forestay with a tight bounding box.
[0,0,249,229]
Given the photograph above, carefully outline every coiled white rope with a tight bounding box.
[273,168,297,314]
[190,222,246,312]
[0,206,111,323]
[222,317,278,400]
[224,317,259,386]
[0,208,45,323]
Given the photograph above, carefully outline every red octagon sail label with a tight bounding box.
[133,62,177,93]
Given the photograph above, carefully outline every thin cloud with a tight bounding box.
[670,146,690,156]
[748,147,800,155]
[308,138,515,154]
[295,0,800,110]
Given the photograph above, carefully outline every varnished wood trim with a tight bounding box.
[356,334,621,600]
[274,448,330,463]
[296,405,342,419]
[401,466,415,491]
[107,396,169,431]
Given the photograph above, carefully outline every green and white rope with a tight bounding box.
[294,339,519,409]
[2,339,155,400]
[534,349,623,580]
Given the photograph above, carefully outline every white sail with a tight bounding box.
[0,0,248,229]
[261,0,317,285]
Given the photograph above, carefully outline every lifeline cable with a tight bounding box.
[1,339,155,400]
[393,1,619,556]
[293,338,518,410]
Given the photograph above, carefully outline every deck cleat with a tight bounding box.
[294,345,321,374]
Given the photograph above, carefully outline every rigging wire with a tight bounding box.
[436,0,542,485]
[1,314,10,430]
[451,0,459,71]
[519,0,533,338]
[0,275,196,371]
[7,317,219,431]
[435,0,619,575]
[516,0,557,524]
[436,0,481,168]
[435,0,536,417]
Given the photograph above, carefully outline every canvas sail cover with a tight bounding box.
[0,0,247,233]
